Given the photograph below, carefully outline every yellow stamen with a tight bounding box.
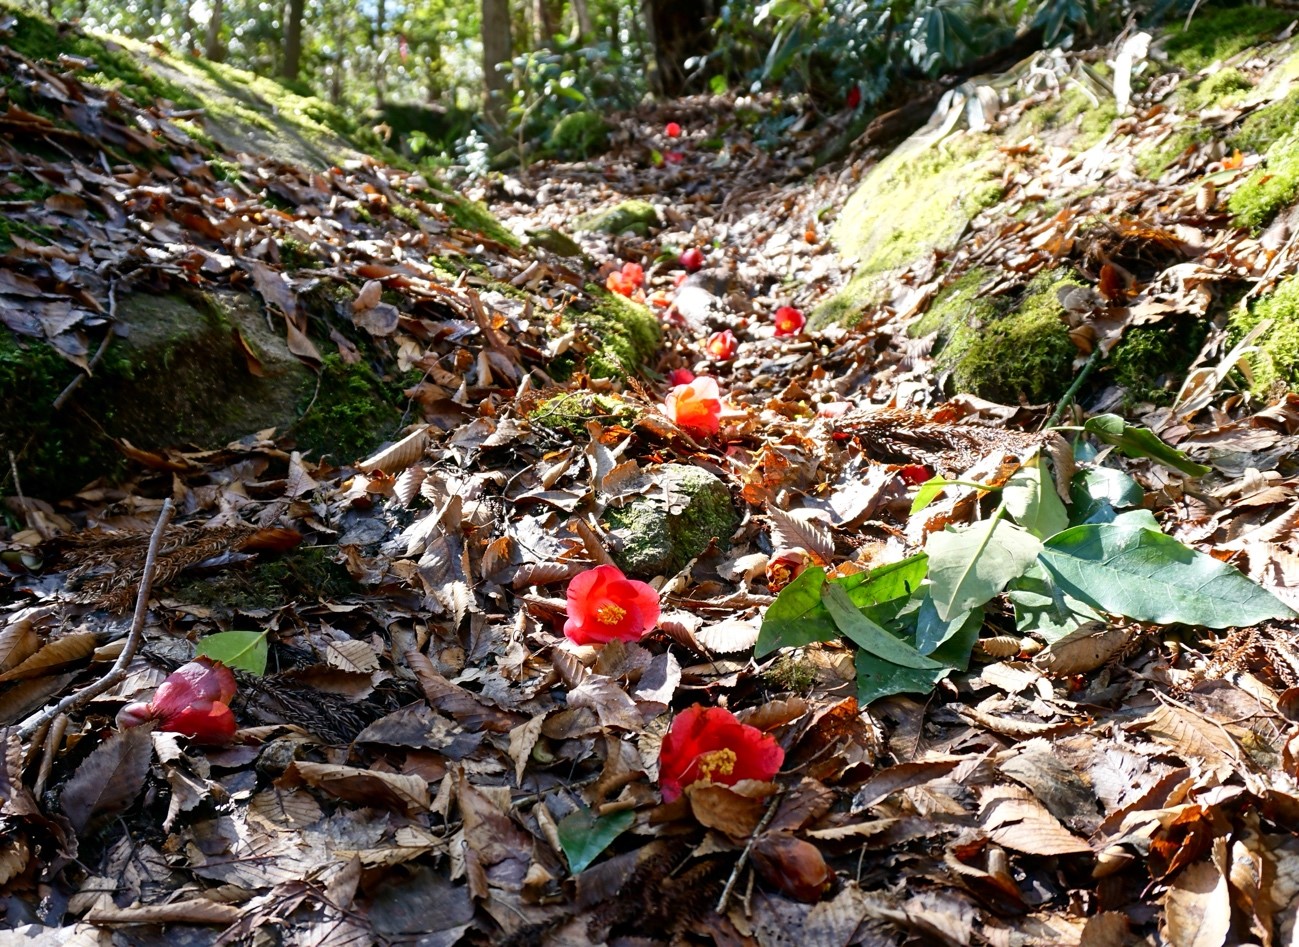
[696,748,738,782]
[595,602,627,625]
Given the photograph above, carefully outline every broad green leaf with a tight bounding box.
[855,608,979,705]
[1008,564,1103,643]
[912,590,975,654]
[195,630,268,675]
[756,555,929,658]
[910,477,1001,515]
[1069,467,1143,525]
[1003,459,1069,539]
[1083,415,1211,478]
[927,518,1042,622]
[823,584,943,669]
[557,805,633,874]
[1038,522,1295,628]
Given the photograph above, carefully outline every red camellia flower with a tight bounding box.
[621,261,645,288]
[664,150,685,164]
[117,657,238,745]
[678,247,705,272]
[606,271,637,297]
[564,564,661,646]
[665,375,722,437]
[665,121,682,138]
[705,330,738,361]
[658,705,784,802]
[898,464,932,486]
[766,547,812,592]
[773,306,805,337]
[846,84,862,110]
[667,368,695,387]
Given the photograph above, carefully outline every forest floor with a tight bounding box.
[3,8,1299,947]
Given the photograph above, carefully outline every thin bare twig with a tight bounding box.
[17,498,175,741]
[716,793,780,914]
[53,279,119,411]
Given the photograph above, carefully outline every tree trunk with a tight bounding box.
[204,0,224,62]
[569,0,592,39]
[643,0,714,97]
[281,0,304,81]
[533,0,558,47]
[481,0,511,122]
[373,0,387,108]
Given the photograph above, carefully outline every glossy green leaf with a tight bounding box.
[194,630,268,675]
[927,517,1042,622]
[913,590,975,654]
[1008,563,1103,643]
[1069,466,1143,525]
[854,607,979,705]
[823,583,943,669]
[1083,415,1211,478]
[910,477,1000,515]
[1003,458,1069,539]
[557,805,633,874]
[1038,521,1295,628]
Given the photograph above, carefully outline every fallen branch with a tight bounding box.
[17,498,175,742]
[1044,345,1106,430]
[716,793,780,914]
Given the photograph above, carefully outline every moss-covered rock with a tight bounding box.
[602,464,737,578]
[1162,5,1296,72]
[290,354,406,463]
[1182,67,1253,112]
[561,288,662,380]
[915,268,1078,405]
[549,111,610,158]
[1229,275,1299,393]
[1135,126,1213,180]
[574,200,661,237]
[1228,134,1299,230]
[170,544,356,614]
[1108,322,1209,406]
[1016,84,1117,152]
[813,132,999,329]
[528,391,638,438]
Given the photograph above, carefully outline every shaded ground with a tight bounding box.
[2,8,1299,947]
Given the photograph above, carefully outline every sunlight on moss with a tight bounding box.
[1163,5,1297,71]
[1229,276,1299,393]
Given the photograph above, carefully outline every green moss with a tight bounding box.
[574,200,661,237]
[291,355,405,463]
[208,158,242,183]
[1229,275,1299,392]
[1135,126,1213,179]
[1163,5,1296,71]
[765,654,818,692]
[171,545,355,612]
[1182,68,1253,112]
[548,110,610,158]
[277,236,322,270]
[935,269,1080,405]
[820,133,1000,330]
[1109,321,1209,405]
[563,288,662,380]
[2,4,199,109]
[411,185,519,247]
[1230,87,1299,155]
[808,269,886,330]
[528,391,638,438]
[910,268,996,338]
[602,464,737,578]
[1228,133,1299,230]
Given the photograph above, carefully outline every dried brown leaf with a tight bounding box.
[60,726,153,835]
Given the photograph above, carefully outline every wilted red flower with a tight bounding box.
[846,84,862,110]
[665,150,685,164]
[678,247,705,272]
[621,261,645,288]
[766,547,812,592]
[817,401,852,419]
[898,464,932,486]
[117,657,238,745]
[606,271,637,297]
[773,306,805,337]
[564,563,661,646]
[705,330,738,361]
[667,368,696,387]
[665,375,722,437]
[659,705,784,802]
[665,121,682,138]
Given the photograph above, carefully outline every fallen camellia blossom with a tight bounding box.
[564,564,661,645]
[667,367,696,387]
[117,657,238,745]
[659,704,785,802]
[705,330,738,360]
[664,150,685,164]
[665,121,682,138]
[898,464,932,485]
[606,271,637,297]
[665,375,722,437]
[846,84,862,110]
[766,547,812,592]
[773,306,805,336]
[678,247,705,272]
[817,401,852,419]
[620,261,645,287]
